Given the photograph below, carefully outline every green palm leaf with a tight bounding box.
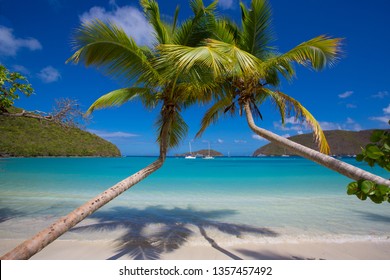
[87,87,153,114]
[213,18,240,44]
[159,44,229,77]
[264,88,330,154]
[239,0,274,58]
[156,109,188,148]
[67,20,159,84]
[140,0,171,44]
[196,94,234,138]
[173,0,217,46]
[208,39,262,76]
[275,35,342,70]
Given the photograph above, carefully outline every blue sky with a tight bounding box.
[1,0,389,156]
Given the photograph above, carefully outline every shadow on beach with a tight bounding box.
[354,210,390,223]
[0,207,24,224]
[70,206,278,260]
[235,249,324,260]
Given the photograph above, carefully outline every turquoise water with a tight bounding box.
[0,157,389,248]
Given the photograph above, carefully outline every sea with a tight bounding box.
[0,156,389,256]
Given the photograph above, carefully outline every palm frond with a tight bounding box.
[258,52,295,82]
[172,5,180,34]
[67,20,158,83]
[173,0,217,46]
[87,87,152,114]
[277,35,343,70]
[158,44,229,78]
[196,96,234,138]
[190,0,218,16]
[174,80,220,109]
[140,0,171,44]
[156,109,188,149]
[138,89,159,109]
[205,39,261,76]
[240,0,274,58]
[213,19,239,44]
[264,88,330,154]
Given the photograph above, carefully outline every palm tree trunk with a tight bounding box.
[244,103,390,187]
[1,102,176,260]
[0,158,164,260]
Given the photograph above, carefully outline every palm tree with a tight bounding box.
[159,0,390,186]
[1,0,219,260]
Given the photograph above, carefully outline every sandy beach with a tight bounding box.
[1,238,389,260]
[2,157,389,260]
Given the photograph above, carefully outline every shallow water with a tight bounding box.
[0,157,389,247]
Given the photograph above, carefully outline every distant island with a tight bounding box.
[253,130,381,156]
[175,149,223,157]
[0,108,121,157]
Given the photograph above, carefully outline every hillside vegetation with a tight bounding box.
[0,111,120,157]
[253,130,379,156]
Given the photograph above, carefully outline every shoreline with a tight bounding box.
[1,239,389,260]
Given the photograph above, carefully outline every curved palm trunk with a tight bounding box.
[1,104,174,260]
[244,103,390,187]
[0,158,164,260]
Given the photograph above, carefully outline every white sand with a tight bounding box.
[1,239,389,260]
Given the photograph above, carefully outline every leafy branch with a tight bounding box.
[347,122,390,204]
[0,64,33,112]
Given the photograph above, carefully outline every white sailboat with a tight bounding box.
[203,141,214,160]
[281,148,290,157]
[185,142,196,159]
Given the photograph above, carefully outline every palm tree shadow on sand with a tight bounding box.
[0,207,24,223]
[70,206,278,260]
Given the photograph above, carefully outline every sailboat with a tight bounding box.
[185,142,196,159]
[203,141,214,160]
[281,148,290,157]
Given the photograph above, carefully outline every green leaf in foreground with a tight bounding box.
[360,180,375,195]
[366,145,384,159]
[347,182,359,195]
[347,126,389,204]
[370,130,383,143]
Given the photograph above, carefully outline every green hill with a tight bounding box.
[253,130,380,156]
[0,111,121,157]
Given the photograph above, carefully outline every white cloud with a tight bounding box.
[346,118,362,131]
[0,26,42,56]
[281,134,291,138]
[383,104,390,114]
[319,118,362,131]
[370,104,390,125]
[273,117,308,132]
[37,66,61,83]
[88,129,138,139]
[370,116,389,124]
[319,121,342,130]
[346,103,357,108]
[371,91,389,98]
[79,4,154,46]
[218,0,234,9]
[12,65,30,75]
[234,139,247,144]
[217,138,224,143]
[252,134,267,141]
[352,124,363,131]
[338,91,353,99]
[284,116,300,125]
[297,131,304,135]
